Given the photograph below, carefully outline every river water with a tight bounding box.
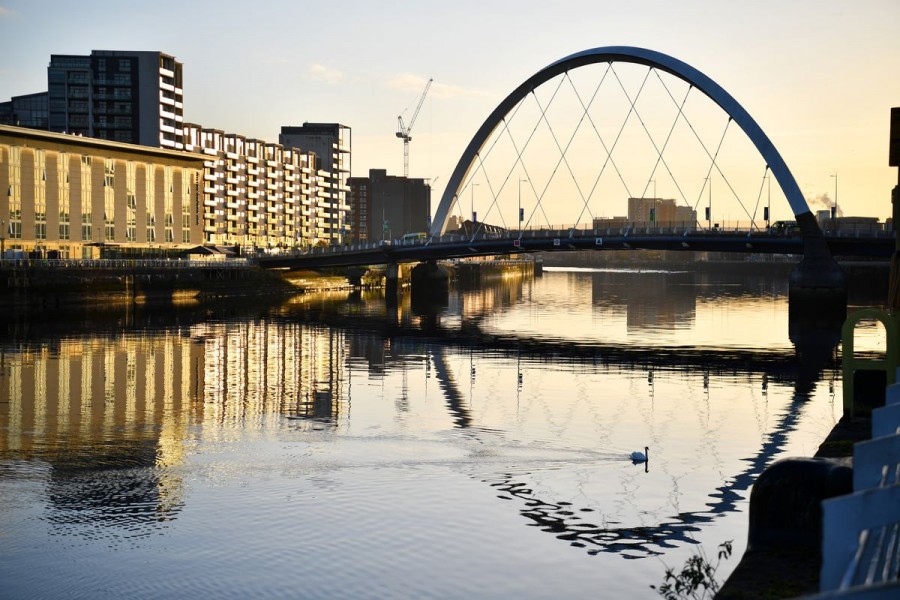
[0,263,886,599]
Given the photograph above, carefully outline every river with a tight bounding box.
[0,263,887,599]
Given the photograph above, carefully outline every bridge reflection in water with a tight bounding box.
[0,268,863,598]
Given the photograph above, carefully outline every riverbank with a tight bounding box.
[716,415,870,599]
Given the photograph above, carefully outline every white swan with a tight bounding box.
[631,446,649,463]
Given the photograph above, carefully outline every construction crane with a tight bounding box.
[396,78,432,178]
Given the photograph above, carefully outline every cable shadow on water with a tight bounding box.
[463,381,818,560]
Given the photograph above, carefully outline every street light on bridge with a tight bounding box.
[518,178,527,230]
[471,183,479,226]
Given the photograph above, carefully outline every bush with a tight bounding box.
[651,540,733,600]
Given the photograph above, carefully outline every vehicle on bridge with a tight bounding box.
[401,232,428,244]
[769,220,799,235]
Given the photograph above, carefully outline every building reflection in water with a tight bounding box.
[590,270,697,330]
[0,319,353,540]
[194,321,347,425]
[1,333,201,538]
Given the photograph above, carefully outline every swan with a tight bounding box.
[631,446,649,463]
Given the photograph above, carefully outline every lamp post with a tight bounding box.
[471,183,479,227]
[830,172,838,228]
[518,178,527,231]
[766,174,771,229]
[704,177,712,230]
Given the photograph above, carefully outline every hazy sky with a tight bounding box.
[1,0,898,219]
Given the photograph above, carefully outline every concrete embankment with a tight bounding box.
[0,261,303,307]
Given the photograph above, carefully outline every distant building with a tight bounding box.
[0,92,49,129]
[592,216,629,230]
[46,51,185,149]
[833,216,883,235]
[627,197,696,228]
[348,169,430,242]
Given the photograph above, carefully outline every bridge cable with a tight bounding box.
[748,166,770,231]
[468,80,566,241]
[561,67,626,228]
[455,100,532,228]
[609,66,692,211]
[502,67,612,233]
[514,79,576,233]
[461,85,561,239]
[638,71,694,206]
[654,78,759,226]
[527,71,610,231]
[693,118,732,221]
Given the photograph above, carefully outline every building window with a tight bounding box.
[8,147,22,239]
[164,166,174,243]
[146,163,156,242]
[126,161,136,242]
[33,149,47,240]
[104,158,115,241]
[80,154,92,241]
[182,172,191,243]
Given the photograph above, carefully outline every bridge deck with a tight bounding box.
[258,228,893,270]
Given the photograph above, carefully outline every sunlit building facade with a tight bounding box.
[183,124,347,249]
[0,125,205,258]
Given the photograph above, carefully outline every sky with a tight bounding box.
[1,0,898,221]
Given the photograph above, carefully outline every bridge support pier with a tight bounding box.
[789,212,847,321]
[411,261,450,317]
[385,263,401,297]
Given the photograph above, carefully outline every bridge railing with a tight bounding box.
[0,258,253,269]
[255,225,894,262]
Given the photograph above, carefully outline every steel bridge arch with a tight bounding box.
[430,46,818,238]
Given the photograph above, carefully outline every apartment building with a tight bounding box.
[0,125,205,258]
[184,124,346,250]
[0,92,49,129]
[279,124,351,242]
[45,51,185,149]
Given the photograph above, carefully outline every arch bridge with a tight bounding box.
[262,46,855,294]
